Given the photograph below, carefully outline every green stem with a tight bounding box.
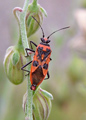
[33,0,37,6]
[19,0,33,120]
[16,35,24,52]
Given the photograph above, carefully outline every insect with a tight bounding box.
[21,16,69,91]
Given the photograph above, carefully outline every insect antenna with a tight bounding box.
[47,26,70,39]
[32,16,45,38]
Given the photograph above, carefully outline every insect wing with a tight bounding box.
[42,54,51,76]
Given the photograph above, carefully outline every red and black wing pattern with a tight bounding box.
[30,44,51,87]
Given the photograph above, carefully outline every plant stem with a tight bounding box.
[19,0,33,120]
[33,0,37,6]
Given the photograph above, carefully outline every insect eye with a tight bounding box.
[46,39,50,43]
[41,38,45,43]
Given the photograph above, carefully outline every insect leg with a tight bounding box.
[50,58,52,61]
[21,61,32,75]
[44,71,50,80]
[25,41,37,57]
[30,41,37,49]
[25,48,35,57]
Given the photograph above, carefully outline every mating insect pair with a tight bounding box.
[21,16,69,91]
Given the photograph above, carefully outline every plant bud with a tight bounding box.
[25,2,47,38]
[23,87,53,120]
[3,46,26,85]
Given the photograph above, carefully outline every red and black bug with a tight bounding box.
[21,16,69,91]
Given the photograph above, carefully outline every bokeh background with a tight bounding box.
[1,0,86,120]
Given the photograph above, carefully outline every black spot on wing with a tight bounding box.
[46,48,51,52]
[33,60,39,67]
[43,63,48,69]
[37,46,44,61]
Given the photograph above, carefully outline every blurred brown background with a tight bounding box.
[1,0,86,120]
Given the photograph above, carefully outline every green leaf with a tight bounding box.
[40,88,53,100]
[40,7,47,17]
